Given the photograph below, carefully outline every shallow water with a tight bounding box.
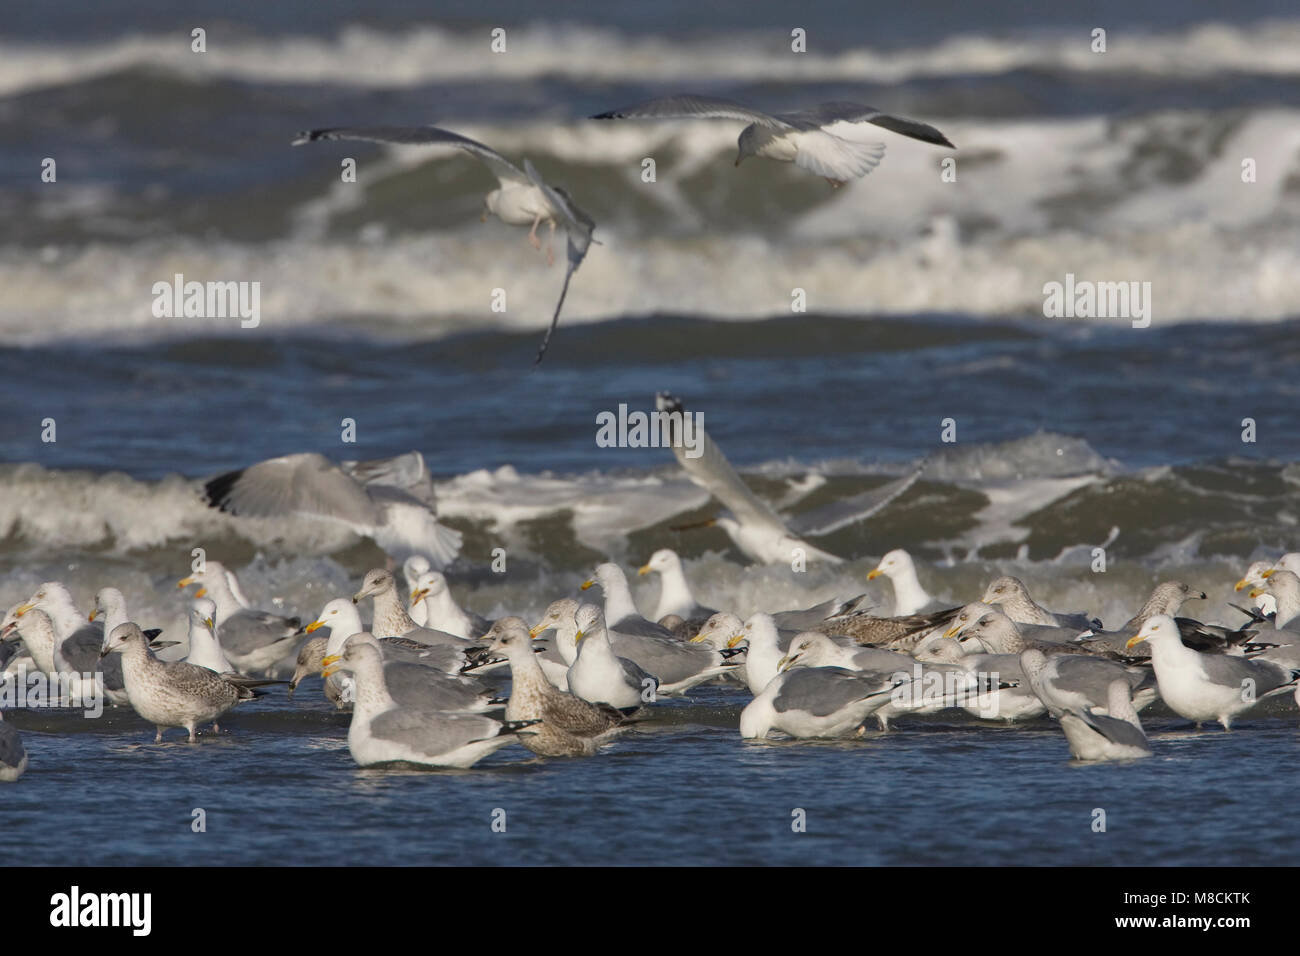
[4,689,1297,866]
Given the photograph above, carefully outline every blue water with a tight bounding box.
[4,689,1297,866]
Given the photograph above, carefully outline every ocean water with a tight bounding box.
[2,0,1299,866]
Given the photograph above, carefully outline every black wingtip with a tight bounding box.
[590,111,619,120]
[291,128,329,146]
[202,468,245,513]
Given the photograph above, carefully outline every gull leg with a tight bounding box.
[528,213,543,251]
[825,178,845,188]
[212,722,220,734]
[546,219,556,267]
[188,725,198,743]
[154,727,163,743]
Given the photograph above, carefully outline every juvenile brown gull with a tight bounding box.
[103,623,268,742]
[485,619,627,757]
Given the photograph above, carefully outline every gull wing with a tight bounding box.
[292,125,530,186]
[777,103,956,148]
[787,469,922,537]
[524,160,597,366]
[341,451,437,508]
[792,132,886,181]
[654,394,790,537]
[203,452,381,527]
[592,94,789,129]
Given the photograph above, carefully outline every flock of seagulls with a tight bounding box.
[3,544,1298,778]
[293,95,956,363]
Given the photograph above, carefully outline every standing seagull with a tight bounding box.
[1127,615,1300,730]
[293,126,597,364]
[593,95,954,186]
[102,623,260,743]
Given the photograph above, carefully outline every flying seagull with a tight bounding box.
[592,95,954,186]
[202,450,462,568]
[656,392,921,565]
[292,125,597,364]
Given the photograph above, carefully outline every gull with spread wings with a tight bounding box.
[656,393,921,565]
[593,94,955,187]
[293,126,597,364]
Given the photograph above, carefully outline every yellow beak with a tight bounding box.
[88,609,98,621]
[13,601,35,617]
[528,624,545,639]
[321,655,340,667]
[866,568,883,580]
[1125,635,1146,649]
[573,629,585,643]
[177,576,195,589]
[321,665,338,679]
[194,588,207,599]
[726,635,743,649]
[1249,587,1265,599]
[1261,569,1276,578]
[637,565,651,576]
[943,625,961,639]
[204,617,215,631]
[305,620,325,633]
[410,589,428,602]
[1234,578,1250,591]
[579,580,594,591]
[776,655,791,671]
[688,633,707,643]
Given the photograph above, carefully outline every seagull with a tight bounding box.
[593,94,954,187]
[484,619,628,757]
[322,641,537,769]
[410,570,492,640]
[568,605,660,710]
[740,666,905,739]
[1126,615,1300,730]
[580,563,676,639]
[181,597,238,675]
[15,584,129,706]
[1022,651,1153,761]
[352,569,481,652]
[102,623,268,743]
[293,125,597,364]
[202,450,462,569]
[177,562,302,675]
[866,549,936,616]
[638,548,717,625]
[321,633,504,714]
[657,393,920,565]
[980,576,1100,631]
